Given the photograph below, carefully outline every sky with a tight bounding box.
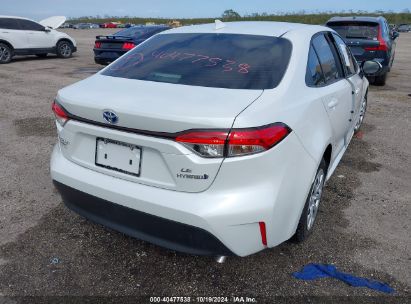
[2,0,410,21]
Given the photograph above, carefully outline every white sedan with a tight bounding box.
[50,21,381,257]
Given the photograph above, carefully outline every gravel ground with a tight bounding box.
[0,29,410,303]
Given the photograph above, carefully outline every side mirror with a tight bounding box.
[361,60,382,75]
[392,31,400,40]
[43,27,51,32]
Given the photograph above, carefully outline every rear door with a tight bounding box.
[18,19,53,49]
[311,33,353,155]
[0,18,28,49]
[331,33,363,131]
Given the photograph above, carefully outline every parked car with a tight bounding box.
[73,23,99,29]
[0,15,77,63]
[60,23,73,29]
[51,21,380,257]
[326,16,398,85]
[93,25,170,65]
[397,24,410,32]
[101,22,119,28]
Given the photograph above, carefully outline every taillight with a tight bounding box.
[122,42,135,50]
[175,123,291,158]
[94,41,102,48]
[175,131,228,158]
[365,26,388,51]
[51,100,69,126]
[228,124,291,157]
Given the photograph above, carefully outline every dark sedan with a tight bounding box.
[326,16,399,85]
[94,25,170,65]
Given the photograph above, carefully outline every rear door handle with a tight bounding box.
[1,31,9,33]
[327,99,339,109]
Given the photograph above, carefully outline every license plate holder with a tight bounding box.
[95,138,142,177]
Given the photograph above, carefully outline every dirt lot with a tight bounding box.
[0,29,410,302]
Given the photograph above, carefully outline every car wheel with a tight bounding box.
[56,41,73,58]
[36,53,48,58]
[293,158,326,243]
[354,94,367,133]
[373,73,387,86]
[0,43,13,64]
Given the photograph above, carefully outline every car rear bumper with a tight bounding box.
[94,49,125,64]
[50,130,317,256]
[54,180,234,256]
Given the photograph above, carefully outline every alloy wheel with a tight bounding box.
[0,45,11,62]
[354,96,367,131]
[59,43,72,57]
[307,168,325,230]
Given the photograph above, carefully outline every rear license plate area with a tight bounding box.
[95,138,141,177]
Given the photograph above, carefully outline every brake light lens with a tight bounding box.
[228,124,291,157]
[51,100,69,126]
[365,26,388,51]
[122,42,135,50]
[175,123,291,158]
[175,131,228,158]
[94,41,102,48]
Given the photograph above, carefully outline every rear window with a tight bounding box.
[114,27,167,39]
[0,18,21,30]
[327,22,379,40]
[102,33,292,90]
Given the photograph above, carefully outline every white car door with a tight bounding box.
[0,17,28,49]
[311,33,353,156]
[332,33,364,131]
[19,19,54,49]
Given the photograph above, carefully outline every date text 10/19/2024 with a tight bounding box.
[149,296,257,303]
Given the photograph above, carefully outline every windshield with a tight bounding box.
[327,22,379,40]
[102,33,292,90]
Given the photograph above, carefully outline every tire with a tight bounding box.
[56,40,73,58]
[293,158,327,243]
[0,42,13,64]
[36,53,48,58]
[373,73,387,86]
[354,94,367,133]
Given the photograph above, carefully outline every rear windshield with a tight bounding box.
[327,22,379,40]
[102,33,292,90]
[114,27,166,39]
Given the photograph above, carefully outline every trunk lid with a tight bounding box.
[56,75,263,192]
[95,35,135,50]
[58,74,263,133]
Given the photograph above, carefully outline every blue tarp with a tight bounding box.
[293,263,394,294]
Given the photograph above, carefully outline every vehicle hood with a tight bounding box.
[57,74,264,133]
[39,16,66,29]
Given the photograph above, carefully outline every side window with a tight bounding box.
[19,19,45,31]
[0,18,22,30]
[312,34,342,84]
[306,45,325,86]
[332,33,357,76]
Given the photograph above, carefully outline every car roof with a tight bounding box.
[327,16,385,24]
[160,21,329,37]
[0,15,34,21]
[128,25,170,29]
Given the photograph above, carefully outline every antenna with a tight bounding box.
[215,19,226,30]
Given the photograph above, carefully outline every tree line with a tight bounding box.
[70,9,411,25]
